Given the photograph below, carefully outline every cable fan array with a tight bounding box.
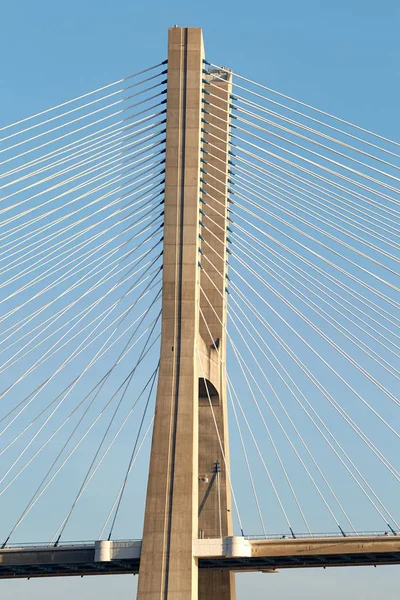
[0,62,166,545]
[0,53,399,549]
[198,61,400,538]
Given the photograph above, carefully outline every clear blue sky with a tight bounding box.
[1,0,400,598]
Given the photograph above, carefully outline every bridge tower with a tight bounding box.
[137,27,234,599]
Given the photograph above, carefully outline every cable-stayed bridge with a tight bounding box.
[0,26,399,598]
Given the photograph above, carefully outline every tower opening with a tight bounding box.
[199,378,220,406]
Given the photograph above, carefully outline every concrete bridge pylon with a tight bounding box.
[137,26,234,600]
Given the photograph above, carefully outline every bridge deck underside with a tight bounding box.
[1,547,400,579]
[0,559,140,579]
[200,552,400,571]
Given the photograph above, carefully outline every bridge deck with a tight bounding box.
[0,535,399,579]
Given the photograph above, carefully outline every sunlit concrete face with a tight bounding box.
[136,26,234,600]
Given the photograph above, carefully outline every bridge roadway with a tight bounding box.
[0,534,399,579]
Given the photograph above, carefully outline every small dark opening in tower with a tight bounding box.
[198,378,219,406]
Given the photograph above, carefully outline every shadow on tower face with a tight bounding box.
[198,378,220,406]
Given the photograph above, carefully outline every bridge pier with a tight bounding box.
[137,27,234,600]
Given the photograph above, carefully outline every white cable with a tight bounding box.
[0,268,161,433]
[0,195,162,295]
[231,106,400,185]
[229,191,400,297]
[208,116,400,207]
[0,165,162,260]
[232,180,400,273]
[231,213,400,331]
[0,99,166,167]
[207,105,400,221]
[196,294,267,535]
[230,282,400,529]
[233,240,400,407]
[0,256,161,386]
[201,180,400,318]
[0,251,162,377]
[0,71,166,144]
[204,120,400,230]
[200,299,292,536]
[6,332,160,543]
[205,230,400,481]
[54,359,159,543]
[0,285,161,472]
[230,260,400,434]
[1,126,164,203]
[1,87,166,155]
[0,308,159,495]
[0,142,165,225]
[0,60,166,132]
[206,167,400,279]
[231,329,325,534]
[0,111,165,181]
[0,219,162,352]
[229,92,400,170]
[0,272,161,445]
[227,382,267,536]
[0,324,161,506]
[234,231,400,366]
[232,159,400,243]
[0,176,163,270]
[0,308,158,460]
[207,62,400,152]
[204,114,400,219]
[232,142,400,222]
[226,362,294,533]
[98,413,155,540]
[233,226,400,357]
[1,166,163,287]
[1,119,165,191]
[230,287,398,527]
[199,248,399,527]
[0,172,162,278]
[9,369,143,541]
[1,89,125,145]
[202,244,386,533]
[205,85,400,183]
[0,252,161,387]
[200,268,356,531]
[0,203,162,323]
[0,168,164,269]
[204,155,400,267]
[0,212,162,348]
[195,342,245,535]
[232,151,400,234]
[229,285,400,486]
[232,167,400,257]
[0,265,162,420]
[227,307,356,532]
[0,220,162,359]
[201,177,400,330]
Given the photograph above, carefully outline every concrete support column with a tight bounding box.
[197,70,236,600]
[138,28,234,600]
[137,27,204,600]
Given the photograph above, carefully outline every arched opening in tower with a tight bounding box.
[198,378,220,406]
